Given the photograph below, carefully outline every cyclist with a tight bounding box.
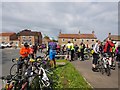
[70,42,74,61]
[92,40,100,72]
[66,41,72,61]
[103,38,115,67]
[19,42,30,75]
[20,42,30,58]
[32,43,38,58]
[80,42,85,61]
[115,43,120,68]
[48,39,57,68]
[74,44,79,60]
[29,45,34,59]
[103,38,114,56]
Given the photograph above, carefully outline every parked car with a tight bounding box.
[6,43,12,48]
[1,43,12,49]
[1,43,7,49]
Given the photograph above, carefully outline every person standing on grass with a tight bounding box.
[48,38,57,68]
[70,42,74,61]
[66,41,72,61]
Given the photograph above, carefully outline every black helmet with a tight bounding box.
[24,42,29,47]
[68,41,70,43]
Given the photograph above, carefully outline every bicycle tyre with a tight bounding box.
[84,54,89,60]
[10,64,18,76]
[106,65,111,76]
[100,63,104,75]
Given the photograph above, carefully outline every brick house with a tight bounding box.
[42,36,51,46]
[18,29,42,47]
[0,32,18,43]
[58,31,98,48]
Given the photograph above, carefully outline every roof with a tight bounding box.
[43,37,51,42]
[18,29,42,36]
[0,32,15,36]
[58,33,97,39]
[107,35,120,41]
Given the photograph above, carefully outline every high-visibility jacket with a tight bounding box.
[70,43,74,50]
[20,47,30,58]
[66,43,71,49]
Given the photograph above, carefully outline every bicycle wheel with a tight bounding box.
[106,65,111,76]
[10,64,18,76]
[84,54,89,60]
[100,63,105,75]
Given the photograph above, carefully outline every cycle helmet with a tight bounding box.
[24,42,29,47]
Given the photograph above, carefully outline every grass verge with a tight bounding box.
[52,59,92,89]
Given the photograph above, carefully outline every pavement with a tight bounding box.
[71,59,119,89]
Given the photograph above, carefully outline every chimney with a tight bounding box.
[108,33,111,36]
[92,31,95,34]
[59,29,62,34]
[78,30,80,34]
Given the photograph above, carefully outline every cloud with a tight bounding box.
[2,2,118,41]
[1,0,119,2]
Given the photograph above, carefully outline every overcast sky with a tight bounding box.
[1,1,119,41]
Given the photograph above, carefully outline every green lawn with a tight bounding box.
[52,60,92,89]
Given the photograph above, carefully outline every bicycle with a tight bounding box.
[10,57,31,77]
[0,74,29,90]
[100,53,111,76]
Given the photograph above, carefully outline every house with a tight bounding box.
[58,31,98,48]
[0,32,18,43]
[42,36,51,46]
[18,29,42,47]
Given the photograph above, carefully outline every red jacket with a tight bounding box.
[103,41,114,53]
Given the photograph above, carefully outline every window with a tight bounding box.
[22,36,26,39]
[3,37,7,40]
[22,42,24,45]
[29,36,32,38]
[74,39,76,41]
[87,40,89,42]
[62,39,65,42]
[82,39,84,42]
[92,40,94,42]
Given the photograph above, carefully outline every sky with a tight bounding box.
[0,0,119,41]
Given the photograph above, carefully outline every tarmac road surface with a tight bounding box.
[72,59,119,89]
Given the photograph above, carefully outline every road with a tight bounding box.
[71,59,119,89]
[0,49,44,89]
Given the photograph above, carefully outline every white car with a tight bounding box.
[6,43,12,48]
[1,43,12,48]
[1,43,7,48]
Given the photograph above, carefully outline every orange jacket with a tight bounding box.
[20,47,30,58]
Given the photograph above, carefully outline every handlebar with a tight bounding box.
[12,58,19,62]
